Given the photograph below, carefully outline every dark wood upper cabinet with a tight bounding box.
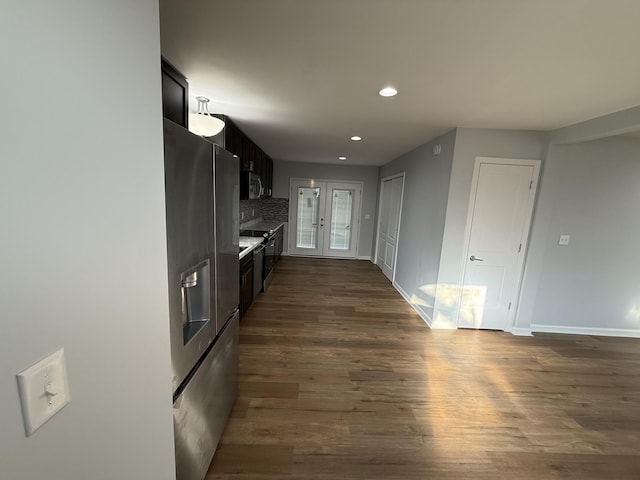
[264,155,274,197]
[161,58,188,128]
[204,114,274,199]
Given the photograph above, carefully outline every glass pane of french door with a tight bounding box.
[329,189,354,251]
[295,186,320,249]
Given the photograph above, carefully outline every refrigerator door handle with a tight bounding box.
[182,271,198,287]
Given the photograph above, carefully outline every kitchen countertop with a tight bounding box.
[239,236,264,259]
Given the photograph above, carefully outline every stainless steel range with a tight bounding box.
[240,221,283,291]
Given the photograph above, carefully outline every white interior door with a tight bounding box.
[458,159,539,331]
[289,179,362,258]
[376,175,404,281]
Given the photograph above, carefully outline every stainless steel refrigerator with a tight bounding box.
[163,119,240,480]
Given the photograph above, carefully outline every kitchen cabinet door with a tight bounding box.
[224,121,239,156]
[239,255,253,317]
[255,149,265,187]
[264,156,273,197]
[161,58,188,128]
[241,138,254,172]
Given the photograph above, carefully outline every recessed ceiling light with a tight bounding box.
[338,156,347,161]
[379,87,398,97]
[350,135,362,141]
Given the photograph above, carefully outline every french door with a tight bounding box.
[289,179,362,258]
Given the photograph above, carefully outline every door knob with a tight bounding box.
[470,255,484,261]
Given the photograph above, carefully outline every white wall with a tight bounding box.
[0,2,176,479]
[378,130,456,322]
[432,128,547,328]
[516,137,640,336]
[273,159,379,258]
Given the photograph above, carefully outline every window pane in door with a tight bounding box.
[296,187,320,248]
[329,189,353,250]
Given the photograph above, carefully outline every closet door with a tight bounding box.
[376,175,404,281]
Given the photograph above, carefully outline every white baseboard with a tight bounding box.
[531,324,640,338]
[393,282,433,328]
[511,327,533,337]
[358,255,374,261]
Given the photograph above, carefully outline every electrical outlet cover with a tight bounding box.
[17,348,71,436]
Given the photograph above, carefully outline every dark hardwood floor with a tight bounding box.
[207,256,640,479]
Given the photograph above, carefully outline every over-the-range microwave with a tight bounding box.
[243,171,263,199]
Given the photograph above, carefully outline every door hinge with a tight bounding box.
[529,180,533,190]
[508,302,512,310]
[518,243,522,253]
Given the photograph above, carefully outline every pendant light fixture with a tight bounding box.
[189,96,225,137]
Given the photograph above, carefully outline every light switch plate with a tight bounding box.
[558,234,571,246]
[17,348,71,436]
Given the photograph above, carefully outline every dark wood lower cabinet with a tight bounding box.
[239,254,253,318]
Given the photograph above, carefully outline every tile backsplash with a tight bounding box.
[260,197,289,222]
[239,199,262,223]
[240,197,289,223]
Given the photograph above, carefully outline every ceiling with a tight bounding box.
[159,0,640,166]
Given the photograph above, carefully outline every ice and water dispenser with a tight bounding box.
[180,259,211,345]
